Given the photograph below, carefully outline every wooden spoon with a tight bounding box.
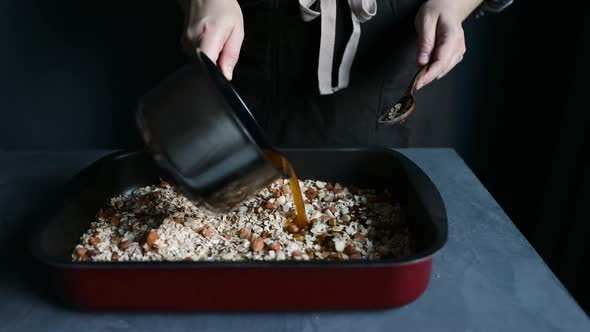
[378,65,428,125]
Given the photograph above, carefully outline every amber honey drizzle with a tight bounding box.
[264,150,309,230]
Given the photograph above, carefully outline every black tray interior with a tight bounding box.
[32,148,447,267]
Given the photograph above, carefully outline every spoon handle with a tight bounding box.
[407,65,429,95]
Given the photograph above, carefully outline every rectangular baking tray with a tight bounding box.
[30,148,447,311]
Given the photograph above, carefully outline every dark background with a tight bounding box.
[1,0,588,314]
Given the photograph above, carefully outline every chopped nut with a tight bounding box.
[119,241,133,250]
[353,232,367,242]
[202,228,213,238]
[88,249,100,256]
[292,250,303,257]
[341,214,352,222]
[173,217,183,224]
[146,231,159,245]
[251,238,264,252]
[75,247,87,258]
[159,180,170,188]
[261,231,268,239]
[224,233,232,240]
[304,189,319,201]
[111,252,121,261]
[89,237,101,246]
[109,215,121,226]
[239,228,251,239]
[286,224,299,233]
[264,201,275,209]
[268,242,281,251]
[111,236,121,245]
[325,183,334,191]
[344,245,358,255]
[98,209,108,221]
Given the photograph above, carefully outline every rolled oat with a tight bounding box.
[72,179,413,262]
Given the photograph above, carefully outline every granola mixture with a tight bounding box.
[72,179,413,262]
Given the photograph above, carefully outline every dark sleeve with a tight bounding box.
[476,0,514,17]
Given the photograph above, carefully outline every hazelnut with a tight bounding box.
[202,228,213,238]
[110,215,121,227]
[239,228,251,239]
[304,189,318,201]
[344,245,358,255]
[146,230,159,245]
[353,232,367,242]
[286,224,299,233]
[268,242,281,251]
[75,247,87,258]
[119,240,133,250]
[251,238,265,252]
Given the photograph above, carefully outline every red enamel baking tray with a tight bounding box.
[30,148,447,311]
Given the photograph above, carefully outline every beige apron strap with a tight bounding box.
[299,0,377,95]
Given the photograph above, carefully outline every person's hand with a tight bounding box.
[414,0,482,90]
[181,0,244,80]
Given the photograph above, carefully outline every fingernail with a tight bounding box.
[225,66,233,80]
[416,81,423,90]
[418,52,429,64]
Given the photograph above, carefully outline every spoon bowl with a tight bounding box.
[378,65,428,125]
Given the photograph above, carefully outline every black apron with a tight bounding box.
[233,0,426,148]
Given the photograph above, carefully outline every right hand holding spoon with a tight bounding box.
[414,0,481,90]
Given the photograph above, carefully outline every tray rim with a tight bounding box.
[29,148,447,270]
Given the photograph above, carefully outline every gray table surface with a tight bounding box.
[0,149,588,332]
